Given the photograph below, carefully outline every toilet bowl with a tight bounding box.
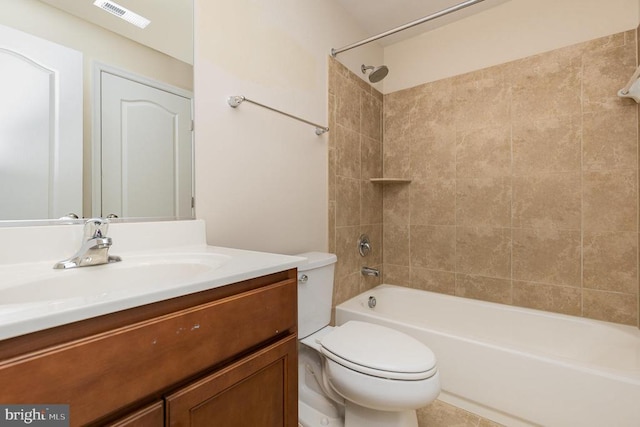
[296,252,440,427]
[320,321,440,411]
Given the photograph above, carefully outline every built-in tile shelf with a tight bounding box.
[370,178,412,184]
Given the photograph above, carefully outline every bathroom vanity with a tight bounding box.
[0,269,297,426]
[0,220,302,426]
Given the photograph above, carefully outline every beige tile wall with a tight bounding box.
[330,30,640,326]
[383,30,640,326]
[328,58,384,311]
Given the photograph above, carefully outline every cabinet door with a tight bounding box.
[166,334,297,427]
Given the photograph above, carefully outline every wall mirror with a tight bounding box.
[0,0,194,224]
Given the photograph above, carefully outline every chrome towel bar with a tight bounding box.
[227,95,329,136]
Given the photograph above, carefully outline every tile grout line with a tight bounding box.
[580,44,585,319]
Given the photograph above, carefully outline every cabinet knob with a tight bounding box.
[298,274,308,284]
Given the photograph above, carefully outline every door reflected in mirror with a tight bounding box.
[96,65,193,219]
[0,0,193,223]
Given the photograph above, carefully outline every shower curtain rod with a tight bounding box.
[331,0,486,57]
[227,95,329,135]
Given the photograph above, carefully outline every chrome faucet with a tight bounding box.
[53,218,122,269]
[361,266,380,277]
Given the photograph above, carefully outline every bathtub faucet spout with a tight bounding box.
[361,266,380,277]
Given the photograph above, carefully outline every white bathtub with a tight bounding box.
[335,285,640,427]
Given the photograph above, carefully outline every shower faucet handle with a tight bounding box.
[358,234,371,257]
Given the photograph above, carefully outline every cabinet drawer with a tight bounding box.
[0,278,296,426]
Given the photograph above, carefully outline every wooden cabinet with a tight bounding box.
[0,269,298,427]
[166,335,297,427]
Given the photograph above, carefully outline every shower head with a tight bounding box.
[361,64,389,83]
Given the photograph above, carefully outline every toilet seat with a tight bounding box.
[319,321,437,381]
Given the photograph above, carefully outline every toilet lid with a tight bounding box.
[320,321,437,380]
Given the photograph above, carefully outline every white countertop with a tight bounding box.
[0,220,305,341]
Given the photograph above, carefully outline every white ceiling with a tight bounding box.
[334,0,510,47]
[38,0,193,64]
[37,0,508,65]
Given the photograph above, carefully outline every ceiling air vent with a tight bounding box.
[93,0,151,29]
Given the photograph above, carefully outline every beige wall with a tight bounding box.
[327,58,384,310]
[331,28,640,326]
[194,2,640,321]
[194,0,382,254]
[382,30,639,326]
[383,0,640,93]
[327,1,640,328]
[372,0,640,324]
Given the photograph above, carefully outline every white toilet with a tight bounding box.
[296,252,440,427]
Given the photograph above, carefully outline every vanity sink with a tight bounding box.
[0,253,230,306]
[0,219,305,341]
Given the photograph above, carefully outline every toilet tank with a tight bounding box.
[296,252,337,339]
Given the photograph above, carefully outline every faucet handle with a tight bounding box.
[358,234,372,257]
[83,218,109,239]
